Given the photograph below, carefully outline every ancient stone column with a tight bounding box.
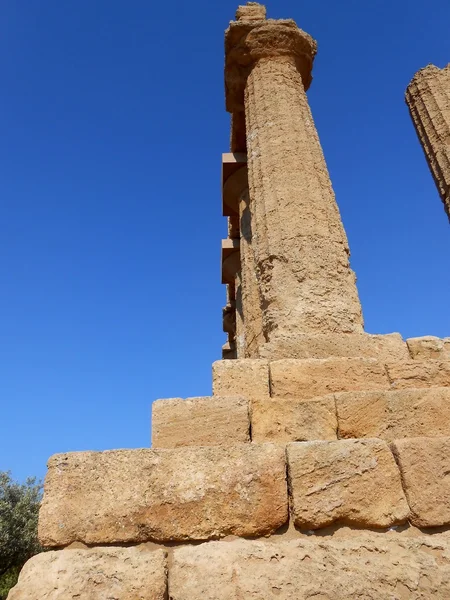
[225,4,364,358]
[406,64,450,221]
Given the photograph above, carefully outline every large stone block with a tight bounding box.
[386,360,450,389]
[391,437,450,527]
[151,396,249,448]
[251,396,337,443]
[270,358,389,399]
[336,388,450,441]
[39,445,288,546]
[287,439,409,529]
[170,535,450,599]
[8,546,166,600]
[407,336,450,360]
[212,359,269,399]
[259,332,408,361]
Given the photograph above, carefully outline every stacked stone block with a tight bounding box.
[9,345,450,596]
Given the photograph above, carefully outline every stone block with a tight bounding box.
[212,359,269,399]
[39,444,288,547]
[386,360,450,389]
[336,388,450,441]
[251,395,337,443]
[270,357,389,400]
[259,332,408,361]
[407,336,450,360]
[170,535,450,599]
[287,439,409,529]
[8,547,166,600]
[391,437,450,527]
[151,396,249,448]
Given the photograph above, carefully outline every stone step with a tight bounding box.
[213,357,391,402]
[258,331,409,361]
[270,357,390,399]
[170,535,450,599]
[152,385,450,450]
[7,547,166,600]
[151,396,250,449]
[38,436,450,548]
[213,357,450,405]
[38,444,288,547]
[336,387,450,441]
[386,359,450,389]
[406,335,450,360]
[11,532,450,599]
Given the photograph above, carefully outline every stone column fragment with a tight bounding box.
[225,7,364,359]
[406,64,450,221]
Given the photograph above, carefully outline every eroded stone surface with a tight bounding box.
[287,439,409,529]
[336,388,450,441]
[170,535,450,599]
[8,546,166,600]
[212,359,269,399]
[151,396,250,448]
[270,358,389,399]
[251,396,337,443]
[407,336,450,360]
[39,445,288,546]
[406,64,450,220]
[259,332,408,361]
[235,2,266,22]
[225,11,364,359]
[392,437,450,527]
[386,360,450,389]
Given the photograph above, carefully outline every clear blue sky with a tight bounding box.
[1,1,449,482]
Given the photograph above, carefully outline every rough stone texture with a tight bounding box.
[386,359,450,389]
[225,15,364,361]
[212,359,269,399]
[8,546,166,600]
[251,396,337,443]
[270,357,390,400]
[39,445,288,547]
[244,57,364,342]
[151,396,250,448]
[170,535,450,599]
[406,64,450,221]
[407,335,450,360]
[336,388,450,441]
[237,187,265,358]
[235,2,266,22]
[392,437,450,527]
[259,332,408,361]
[287,439,409,529]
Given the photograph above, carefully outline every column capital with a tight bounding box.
[225,17,317,113]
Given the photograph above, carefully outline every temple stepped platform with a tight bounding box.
[22,345,450,595]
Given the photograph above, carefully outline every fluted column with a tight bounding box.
[406,64,450,221]
[237,188,265,357]
[225,6,363,358]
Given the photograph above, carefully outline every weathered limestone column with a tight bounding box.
[406,64,450,221]
[238,187,265,357]
[225,4,364,358]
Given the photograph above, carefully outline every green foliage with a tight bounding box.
[0,566,20,600]
[0,472,42,599]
